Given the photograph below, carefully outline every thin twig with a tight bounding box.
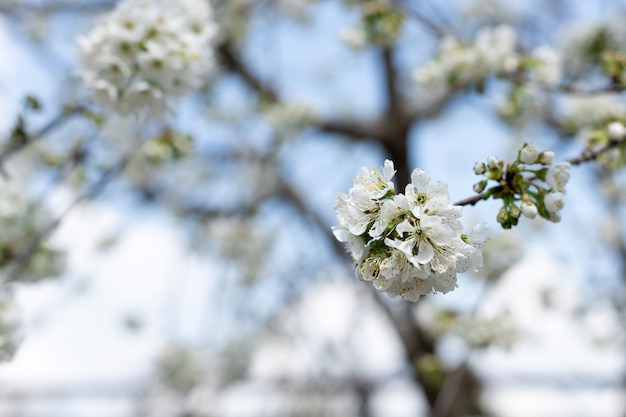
[218,42,278,102]
[0,105,87,174]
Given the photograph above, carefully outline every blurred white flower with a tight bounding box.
[608,121,626,140]
[77,0,219,118]
[531,46,563,88]
[413,25,519,91]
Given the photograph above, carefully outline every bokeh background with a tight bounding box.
[0,0,625,416]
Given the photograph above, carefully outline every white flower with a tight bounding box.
[354,159,396,199]
[332,226,365,261]
[519,142,538,164]
[521,202,538,218]
[544,191,564,213]
[475,25,518,74]
[406,168,463,232]
[544,191,565,222]
[385,216,455,271]
[335,189,371,236]
[532,46,563,88]
[546,162,571,193]
[370,194,410,237]
[487,156,500,169]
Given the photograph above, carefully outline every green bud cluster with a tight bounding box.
[472,142,569,229]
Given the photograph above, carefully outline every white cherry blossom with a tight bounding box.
[333,161,487,301]
[546,162,571,193]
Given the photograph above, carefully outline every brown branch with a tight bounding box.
[382,46,401,116]
[316,119,380,141]
[553,82,624,96]
[218,42,278,102]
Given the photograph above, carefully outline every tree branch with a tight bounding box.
[218,42,278,102]
[382,46,401,116]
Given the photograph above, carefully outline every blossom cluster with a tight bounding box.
[413,25,519,91]
[333,160,487,301]
[77,0,218,118]
[413,25,563,96]
[473,143,571,227]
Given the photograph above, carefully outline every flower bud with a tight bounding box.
[544,191,565,213]
[497,206,509,225]
[608,121,626,140]
[538,151,554,165]
[509,204,521,219]
[488,156,499,170]
[521,202,538,218]
[519,142,538,164]
[473,180,487,193]
[473,162,486,175]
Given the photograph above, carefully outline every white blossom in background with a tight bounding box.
[264,101,319,133]
[413,25,519,91]
[77,0,219,118]
[333,160,487,301]
[0,183,66,283]
[607,121,626,140]
[561,94,626,134]
[558,22,621,76]
[340,26,367,49]
[531,46,563,88]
